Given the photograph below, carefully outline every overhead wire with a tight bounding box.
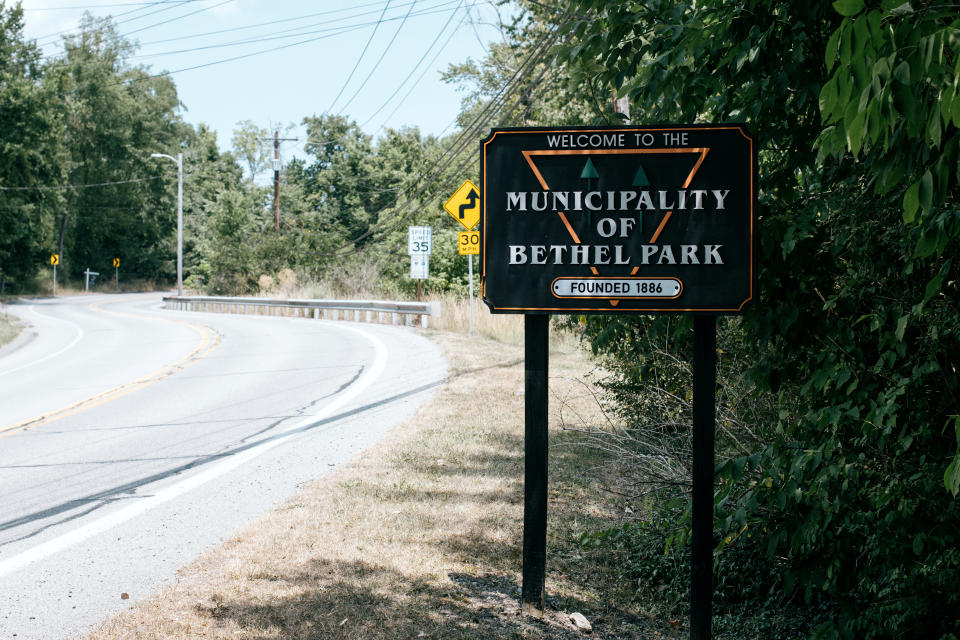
[135,0,403,46]
[0,176,163,191]
[22,1,202,10]
[369,10,466,134]
[325,0,393,116]
[105,2,478,85]
[334,0,417,117]
[372,54,561,262]
[32,0,196,48]
[359,0,463,128]
[320,21,559,255]
[120,0,234,37]
[128,2,463,60]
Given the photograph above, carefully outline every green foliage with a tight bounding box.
[816,1,960,226]
[43,15,188,282]
[206,188,259,294]
[0,3,61,290]
[552,0,960,638]
[579,504,822,639]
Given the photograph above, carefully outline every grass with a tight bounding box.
[0,304,21,348]
[86,326,684,640]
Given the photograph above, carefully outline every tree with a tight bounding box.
[0,2,62,290]
[43,14,187,283]
[548,0,960,637]
[230,120,269,182]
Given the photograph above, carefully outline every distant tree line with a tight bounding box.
[0,2,491,296]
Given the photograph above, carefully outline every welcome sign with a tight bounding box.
[480,125,757,314]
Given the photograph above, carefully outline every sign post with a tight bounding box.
[50,254,59,296]
[84,268,99,292]
[113,258,120,291]
[481,125,756,636]
[457,231,480,336]
[444,180,481,337]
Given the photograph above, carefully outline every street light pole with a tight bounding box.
[151,152,183,296]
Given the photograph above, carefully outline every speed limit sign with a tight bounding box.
[458,231,479,255]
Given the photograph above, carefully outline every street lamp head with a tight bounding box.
[150,153,164,158]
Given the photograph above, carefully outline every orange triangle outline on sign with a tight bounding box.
[520,148,710,306]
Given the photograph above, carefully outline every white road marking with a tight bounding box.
[0,322,388,578]
[0,306,85,378]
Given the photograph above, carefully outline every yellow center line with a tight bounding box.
[0,302,221,438]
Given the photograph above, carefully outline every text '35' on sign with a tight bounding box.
[479,125,757,314]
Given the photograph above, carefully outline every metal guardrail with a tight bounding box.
[162,295,439,328]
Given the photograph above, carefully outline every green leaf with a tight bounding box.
[893,60,911,85]
[847,109,866,156]
[923,270,944,302]
[945,416,960,497]
[895,315,908,342]
[833,0,865,16]
[919,169,933,213]
[881,0,913,13]
[825,27,841,71]
[902,180,919,222]
[819,74,839,120]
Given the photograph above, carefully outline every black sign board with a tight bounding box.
[481,125,757,314]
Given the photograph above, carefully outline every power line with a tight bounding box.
[120,0,234,37]
[136,0,418,47]
[32,0,196,47]
[106,2,476,83]
[335,0,417,116]
[22,1,201,10]
[322,22,560,255]
[326,0,392,115]
[125,1,464,60]
[360,0,464,127]
[0,176,163,191]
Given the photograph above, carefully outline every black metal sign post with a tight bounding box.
[522,313,549,613]
[691,315,717,640]
[480,125,756,634]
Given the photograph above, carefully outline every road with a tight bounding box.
[0,293,447,639]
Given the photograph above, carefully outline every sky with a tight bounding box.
[17,0,507,162]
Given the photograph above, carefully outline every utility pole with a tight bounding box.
[150,152,184,296]
[612,93,630,123]
[261,130,298,231]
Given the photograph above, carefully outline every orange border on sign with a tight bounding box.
[481,126,756,314]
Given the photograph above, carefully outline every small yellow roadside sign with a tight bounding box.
[113,258,120,268]
[458,231,479,255]
[443,179,480,230]
[50,254,59,266]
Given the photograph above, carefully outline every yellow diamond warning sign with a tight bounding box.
[443,179,480,230]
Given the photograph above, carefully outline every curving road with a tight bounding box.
[0,293,446,639]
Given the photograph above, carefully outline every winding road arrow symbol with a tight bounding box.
[459,188,479,219]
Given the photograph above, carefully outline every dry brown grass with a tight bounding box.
[0,305,21,348]
[425,293,523,344]
[87,328,681,640]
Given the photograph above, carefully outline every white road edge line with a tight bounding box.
[0,323,389,578]
[0,306,85,378]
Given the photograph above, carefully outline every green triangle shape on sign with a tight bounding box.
[579,157,599,180]
[632,165,650,187]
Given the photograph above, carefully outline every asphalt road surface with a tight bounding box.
[0,293,447,639]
